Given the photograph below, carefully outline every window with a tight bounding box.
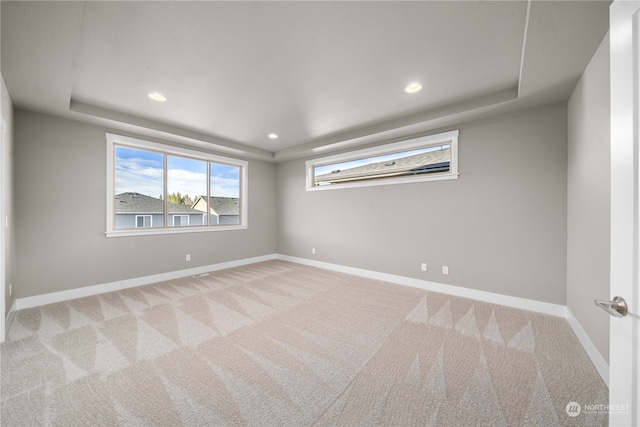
[107,133,247,237]
[136,215,152,228]
[172,215,189,227]
[306,130,459,190]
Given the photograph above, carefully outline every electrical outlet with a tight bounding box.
[9,284,12,296]
[442,266,449,275]
[312,248,316,254]
[421,263,427,272]
[186,254,191,262]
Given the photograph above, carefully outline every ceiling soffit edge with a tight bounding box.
[68,86,519,164]
[69,99,274,162]
[274,87,519,163]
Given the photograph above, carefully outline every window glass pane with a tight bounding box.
[208,163,241,225]
[167,155,207,227]
[172,215,189,226]
[114,146,164,228]
[136,215,152,228]
[107,133,248,235]
[314,144,450,186]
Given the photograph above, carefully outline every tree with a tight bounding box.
[167,191,193,205]
[168,191,182,204]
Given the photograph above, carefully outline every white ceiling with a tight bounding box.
[1,1,609,162]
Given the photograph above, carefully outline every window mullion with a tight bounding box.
[163,153,168,229]
[107,132,247,236]
[206,162,211,226]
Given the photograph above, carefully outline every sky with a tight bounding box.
[115,146,240,199]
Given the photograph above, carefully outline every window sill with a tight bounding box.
[105,225,248,238]
[306,172,459,191]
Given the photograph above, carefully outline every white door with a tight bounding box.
[0,118,5,343]
[610,1,640,425]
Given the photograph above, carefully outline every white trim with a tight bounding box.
[278,254,609,386]
[5,298,16,338]
[277,254,565,317]
[8,252,609,387]
[14,254,276,310]
[307,171,459,191]
[106,132,248,236]
[305,130,459,191]
[566,307,610,387]
[106,132,249,169]
[106,224,248,238]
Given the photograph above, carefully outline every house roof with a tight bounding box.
[315,147,451,184]
[193,196,240,216]
[115,192,200,214]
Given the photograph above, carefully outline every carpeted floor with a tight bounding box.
[1,260,607,426]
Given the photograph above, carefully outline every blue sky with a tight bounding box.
[115,146,240,199]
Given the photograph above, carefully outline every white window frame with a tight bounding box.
[305,130,459,191]
[172,215,189,227]
[106,133,248,237]
[135,215,153,228]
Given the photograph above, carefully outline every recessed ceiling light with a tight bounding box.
[404,83,422,93]
[268,133,279,139]
[148,92,167,102]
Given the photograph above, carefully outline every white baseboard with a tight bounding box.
[5,298,17,339]
[14,254,277,311]
[10,252,609,387]
[277,254,566,317]
[565,307,609,387]
[277,254,609,386]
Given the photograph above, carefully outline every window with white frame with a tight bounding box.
[306,130,459,190]
[107,133,248,237]
[135,215,152,228]
[172,215,189,227]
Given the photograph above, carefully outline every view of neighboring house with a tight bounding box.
[315,146,451,185]
[115,192,205,228]
[192,196,240,225]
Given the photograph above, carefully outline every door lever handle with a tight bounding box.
[594,296,628,318]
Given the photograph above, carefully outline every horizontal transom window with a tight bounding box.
[106,133,248,237]
[306,130,459,190]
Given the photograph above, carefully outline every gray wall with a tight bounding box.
[567,34,610,363]
[13,110,277,298]
[2,74,15,317]
[277,104,568,304]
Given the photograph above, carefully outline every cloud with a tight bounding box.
[115,156,240,199]
[168,168,207,198]
[115,157,164,197]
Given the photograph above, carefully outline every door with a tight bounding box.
[0,118,5,343]
[610,1,640,425]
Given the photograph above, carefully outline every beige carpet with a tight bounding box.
[2,260,607,426]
